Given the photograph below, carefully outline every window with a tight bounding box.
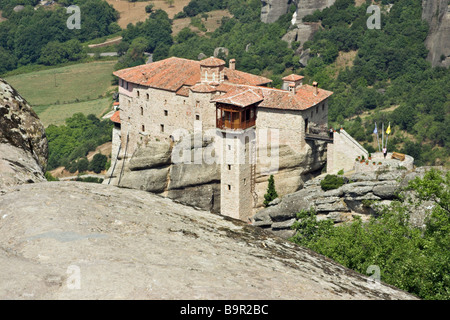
[196,114,200,121]
[244,178,247,186]
[322,104,325,111]
[228,165,231,170]
[146,93,149,100]
[141,125,145,132]
[228,145,231,151]
[140,107,144,116]
[196,101,200,108]
[316,106,319,114]
[228,185,231,191]
[160,124,164,133]
[137,90,140,97]
[164,110,168,116]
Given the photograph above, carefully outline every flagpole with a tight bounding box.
[386,122,390,151]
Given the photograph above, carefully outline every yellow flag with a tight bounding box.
[386,124,391,135]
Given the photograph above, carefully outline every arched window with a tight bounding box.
[140,107,144,116]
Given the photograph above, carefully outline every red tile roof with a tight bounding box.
[114,57,271,92]
[212,87,263,107]
[212,84,333,111]
[282,74,304,81]
[200,57,225,67]
[190,83,217,93]
[110,110,120,124]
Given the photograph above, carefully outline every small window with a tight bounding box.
[228,145,231,151]
[244,178,247,186]
[146,93,149,100]
[141,125,145,132]
[164,110,168,116]
[228,185,231,191]
[160,124,164,133]
[137,90,140,97]
[196,114,200,121]
[228,165,231,170]
[140,107,144,116]
[316,106,319,114]
[322,104,325,111]
[196,101,200,108]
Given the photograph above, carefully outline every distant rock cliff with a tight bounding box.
[422,0,450,67]
[0,78,48,189]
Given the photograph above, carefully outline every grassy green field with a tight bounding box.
[5,60,117,127]
[33,97,112,127]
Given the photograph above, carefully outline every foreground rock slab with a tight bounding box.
[0,182,417,300]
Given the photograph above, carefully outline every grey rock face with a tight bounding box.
[0,78,48,189]
[422,0,450,67]
[261,0,291,23]
[107,135,220,213]
[251,168,435,238]
[0,182,417,300]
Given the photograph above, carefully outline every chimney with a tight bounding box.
[312,81,318,96]
[229,58,236,70]
[288,83,296,94]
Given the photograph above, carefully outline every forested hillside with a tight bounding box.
[115,0,449,166]
[0,0,448,168]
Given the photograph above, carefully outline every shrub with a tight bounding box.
[263,175,278,207]
[320,174,345,191]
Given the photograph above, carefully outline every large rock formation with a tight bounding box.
[253,167,442,239]
[0,78,48,189]
[422,0,450,67]
[106,135,221,213]
[0,181,417,299]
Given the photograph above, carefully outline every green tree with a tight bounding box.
[263,175,278,207]
[89,153,108,174]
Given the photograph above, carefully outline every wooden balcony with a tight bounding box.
[216,118,256,131]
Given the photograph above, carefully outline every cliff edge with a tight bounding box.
[0,181,417,299]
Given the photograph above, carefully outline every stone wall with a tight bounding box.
[327,129,369,175]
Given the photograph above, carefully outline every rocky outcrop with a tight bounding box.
[254,140,327,210]
[0,78,48,189]
[261,0,293,24]
[0,181,417,299]
[253,167,440,239]
[106,134,220,213]
[422,0,450,67]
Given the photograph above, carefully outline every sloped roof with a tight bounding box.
[212,84,333,111]
[113,57,271,92]
[110,110,120,124]
[200,57,225,67]
[212,87,263,107]
[282,74,304,81]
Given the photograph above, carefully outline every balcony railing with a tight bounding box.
[216,118,256,131]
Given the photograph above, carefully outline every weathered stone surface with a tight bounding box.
[168,163,219,190]
[0,182,416,299]
[422,0,450,68]
[119,166,169,193]
[167,183,220,213]
[271,218,296,230]
[373,184,400,199]
[0,78,48,189]
[128,142,172,170]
